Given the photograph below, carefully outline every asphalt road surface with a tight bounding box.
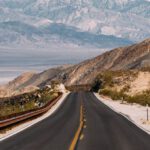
[0,92,150,150]
[77,92,150,150]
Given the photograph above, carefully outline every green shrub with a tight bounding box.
[96,70,138,89]
[0,88,59,118]
[140,67,150,72]
[126,91,150,106]
[99,89,128,100]
[99,89,150,106]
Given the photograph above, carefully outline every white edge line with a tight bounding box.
[0,93,69,141]
[94,93,150,135]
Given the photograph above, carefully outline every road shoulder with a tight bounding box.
[94,93,150,135]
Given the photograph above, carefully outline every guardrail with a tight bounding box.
[0,93,62,128]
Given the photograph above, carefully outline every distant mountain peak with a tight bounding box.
[0,0,149,43]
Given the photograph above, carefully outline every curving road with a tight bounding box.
[0,92,150,150]
[0,93,81,150]
[77,92,150,150]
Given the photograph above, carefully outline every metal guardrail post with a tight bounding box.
[146,104,149,121]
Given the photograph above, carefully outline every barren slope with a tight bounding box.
[55,38,150,85]
[0,38,149,97]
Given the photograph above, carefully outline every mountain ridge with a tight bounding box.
[0,0,149,46]
[0,21,132,49]
[56,38,150,86]
[0,38,149,97]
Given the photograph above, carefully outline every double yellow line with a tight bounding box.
[69,105,84,150]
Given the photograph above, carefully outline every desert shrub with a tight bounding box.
[121,85,130,93]
[125,91,150,106]
[140,67,150,72]
[95,69,150,106]
[99,88,150,106]
[99,89,128,100]
[0,87,59,118]
[97,71,113,88]
[96,70,138,89]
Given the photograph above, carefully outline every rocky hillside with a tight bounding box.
[0,38,149,97]
[55,38,150,85]
[0,66,68,97]
[98,70,150,105]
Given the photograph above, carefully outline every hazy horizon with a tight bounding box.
[0,46,105,84]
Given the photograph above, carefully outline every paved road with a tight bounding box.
[0,93,81,150]
[77,92,150,150]
[0,92,150,150]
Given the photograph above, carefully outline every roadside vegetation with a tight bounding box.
[140,67,150,72]
[0,86,59,119]
[100,89,150,106]
[93,70,150,106]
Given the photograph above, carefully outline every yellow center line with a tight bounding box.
[80,134,84,140]
[84,119,87,122]
[69,104,84,150]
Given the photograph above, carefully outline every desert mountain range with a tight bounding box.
[0,38,150,97]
